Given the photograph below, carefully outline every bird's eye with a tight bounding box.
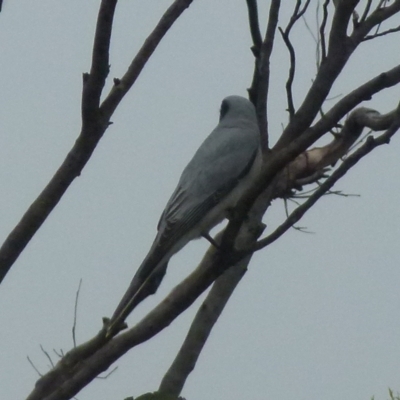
[219,100,229,120]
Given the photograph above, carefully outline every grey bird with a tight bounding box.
[107,95,261,335]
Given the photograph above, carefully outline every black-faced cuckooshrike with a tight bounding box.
[107,95,261,335]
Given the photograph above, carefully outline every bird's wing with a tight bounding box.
[157,122,259,247]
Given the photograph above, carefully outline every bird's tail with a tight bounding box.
[106,241,170,336]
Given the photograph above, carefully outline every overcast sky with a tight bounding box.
[1,1,400,400]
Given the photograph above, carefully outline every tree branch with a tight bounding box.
[246,0,262,52]
[158,252,250,397]
[100,0,193,120]
[0,0,118,284]
[219,63,400,255]
[274,0,359,149]
[81,0,117,122]
[248,0,281,152]
[352,0,400,43]
[253,103,400,251]
[0,0,194,285]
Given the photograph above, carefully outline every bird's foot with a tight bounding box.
[202,232,221,249]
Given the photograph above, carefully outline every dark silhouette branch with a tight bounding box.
[351,0,400,42]
[360,0,373,23]
[248,0,281,152]
[0,0,194,285]
[245,0,262,53]
[253,103,400,251]
[158,250,251,397]
[319,0,330,62]
[363,24,400,41]
[277,0,312,119]
[274,0,360,149]
[0,0,118,285]
[81,0,117,122]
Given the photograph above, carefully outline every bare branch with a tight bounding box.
[319,0,330,62]
[220,64,400,253]
[278,26,296,118]
[40,345,55,369]
[0,0,194,285]
[81,0,117,122]
[72,279,82,348]
[253,103,400,252]
[274,1,311,120]
[352,0,400,43]
[274,0,360,149]
[246,0,262,52]
[159,254,249,396]
[363,24,400,40]
[360,0,373,22]
[252,0,281,152]
[100,0,194,119]
[27,356,43,377]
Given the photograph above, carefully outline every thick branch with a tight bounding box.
[158,254,249,396]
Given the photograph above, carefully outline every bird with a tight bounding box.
[106,95,261,336]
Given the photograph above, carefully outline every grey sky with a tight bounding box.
[1,1,400,400]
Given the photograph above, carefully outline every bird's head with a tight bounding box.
[219,95,257,124]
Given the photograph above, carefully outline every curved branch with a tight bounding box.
[352,0,400,43]
[253,103,400,251]
[274,0,359,149]
[219,64,400,254]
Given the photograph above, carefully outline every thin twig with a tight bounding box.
[279,26,296,118]
[27,357,43,377]
[360,0,373,22]
[274,0,359,149]
[319,0,330,62]
[40,345,55,369]
[279,0,312,116]
[363,24,400,40]
[96,366,118,379]
[72,279,82,348]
